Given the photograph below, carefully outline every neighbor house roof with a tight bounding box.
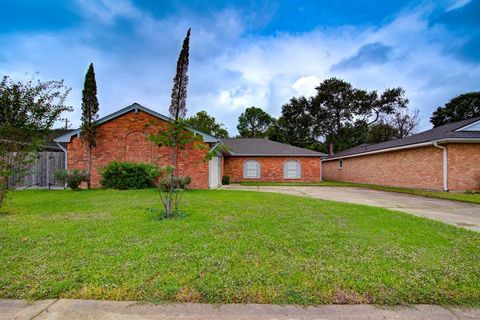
[46,129,75,150]
[220,138,327,157]
[324,116,480,161]
[54,103,219,144]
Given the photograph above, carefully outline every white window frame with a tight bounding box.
[284,160,301,179]
[243,160,260,179]
[338,159,343,169]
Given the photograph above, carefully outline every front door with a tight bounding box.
[209,156,220,189]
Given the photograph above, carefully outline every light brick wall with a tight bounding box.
[67,110,210,189]
[224,156,322,182]
[447,144,480,190]
[322,143,480,191]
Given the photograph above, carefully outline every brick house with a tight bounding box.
[221,138,325,183]
[55,103,326,189]
[322,117,480,191]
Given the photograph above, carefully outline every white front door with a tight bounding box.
[209,156,220,189]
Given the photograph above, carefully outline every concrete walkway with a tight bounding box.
[2,299,480,320]
[221,185,480,232]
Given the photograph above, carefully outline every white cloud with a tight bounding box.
[446,0,472,11]
[292,76,321,97]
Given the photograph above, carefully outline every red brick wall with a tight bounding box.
[67,110,210,189]
[322,143,480,191]
[223,156,322,182]
[447,144,480,190]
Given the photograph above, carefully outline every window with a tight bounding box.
[284,160,301,179]
[339,159,343,169]
[243,160,260,178]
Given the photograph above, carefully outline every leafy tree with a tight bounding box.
[268,97,322,150]
[80,63,99,189]
[0,75,71,207]
[365,121,398,144]
[310,78,408,153]
[186,110,229,138]
[237,106,274,138]
[430,92,480,127]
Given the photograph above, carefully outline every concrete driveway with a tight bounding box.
[221,185,480,232]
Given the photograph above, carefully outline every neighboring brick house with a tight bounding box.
[322,117,480,191]
[55,103,326,189]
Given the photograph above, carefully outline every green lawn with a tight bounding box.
[238,181,480,205]
[1,189,480,305]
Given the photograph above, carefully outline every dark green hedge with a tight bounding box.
[100,161,160,190]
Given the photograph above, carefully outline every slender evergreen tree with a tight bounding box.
[149,28,192,218]
[80,63,99,189]
[170,28,190,121]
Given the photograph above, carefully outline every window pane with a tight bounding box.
[244,161,260,178]
[284,161,300,179]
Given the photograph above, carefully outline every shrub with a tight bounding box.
[158,176,192,191]
[465,190,480,195]
[55,169,89,191]
[222,175,230,185]
[100,161,160,190]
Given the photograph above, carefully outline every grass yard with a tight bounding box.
[1,189,480,305]
[238,181,480,205]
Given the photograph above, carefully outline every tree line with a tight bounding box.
[188,79,479,154]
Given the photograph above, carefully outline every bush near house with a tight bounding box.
[55,169,89,190]
[222,175,230,185]
[100,161,160,190]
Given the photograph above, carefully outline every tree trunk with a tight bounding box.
[87,143,92,189]
[167,143,176,218]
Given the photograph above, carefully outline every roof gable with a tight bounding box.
[55,103,219,143]
[457,119,480,131]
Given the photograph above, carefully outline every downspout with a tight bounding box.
[56,142,68,188]
[433,141,448,191]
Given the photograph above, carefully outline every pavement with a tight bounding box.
[2,299,480,320]
[221,185,480,232]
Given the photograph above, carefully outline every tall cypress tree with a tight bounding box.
[170,28,190,121]
[80,63,99,189]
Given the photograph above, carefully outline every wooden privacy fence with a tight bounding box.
[7,151,66,189]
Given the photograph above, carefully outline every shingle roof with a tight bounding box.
[326,117,480,160]
[220,138,327,157]
[44,129,75,150]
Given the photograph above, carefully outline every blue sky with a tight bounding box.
[1,0,479,134]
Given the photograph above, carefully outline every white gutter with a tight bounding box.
[228,154,326,157]
[433,141,448,192]
[55,142,68,170]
